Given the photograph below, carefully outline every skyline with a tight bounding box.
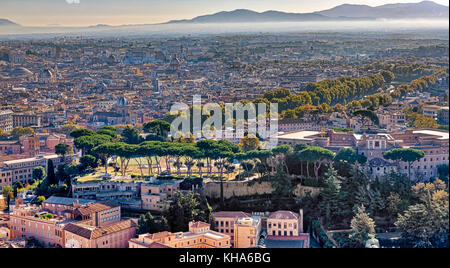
[0,0,448,27]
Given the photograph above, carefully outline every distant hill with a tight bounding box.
[315,1,449,19]
[166,9,367,24]
[0,19,19,27]
[166,1,449,24]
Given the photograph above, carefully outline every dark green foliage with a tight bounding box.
[335,147,367,165]
[137,212,170,235]
[47,159,56,185]
[121,125,142,144]
[70,128,96,139]
[164,191,212,232]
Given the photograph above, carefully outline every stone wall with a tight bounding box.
[204,181,321,199]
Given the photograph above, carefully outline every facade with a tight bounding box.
[0,141,22,156]
[129,221,231,248]
[35,133,74,153]
[12,114,42,128]
[140,180,180,211]
[390,130,449,180]
[0,135,40,157]
[9,199,69,248]
[0,134,73,158]
[377,109,407,131]
[0,154,74,191]
[0,110,13,133]
[267,210,303,237]
[213,211,262,248]
[72,181,141,201]
[422,105,442,119]
[233,216,262,248]
[213,211,250,244]
[438,107,449,125]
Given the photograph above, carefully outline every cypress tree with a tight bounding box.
[47,159,56,185]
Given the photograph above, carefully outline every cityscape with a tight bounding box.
[0,0,449,252]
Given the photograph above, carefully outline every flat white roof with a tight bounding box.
[276,131,320,140]
[3,154,58,165]
[204,232,226,239]
[413,130,449,140]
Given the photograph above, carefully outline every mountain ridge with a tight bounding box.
[0,19,20,27]
[0,1,448,28]
[315,1,449,19]
[167,1,449,24]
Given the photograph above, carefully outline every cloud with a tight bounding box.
[66,0,81,4]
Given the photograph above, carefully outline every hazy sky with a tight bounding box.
[0,0,448,26]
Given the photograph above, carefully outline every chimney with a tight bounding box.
[299,209,304,233]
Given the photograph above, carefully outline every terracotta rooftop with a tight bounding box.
[268,210,299,220]
[64,219,136,240]
[145,231,171,240]
[213,211,251,218]
[76,200,119,216]
[190,221,210,228]
[134,239,172,248]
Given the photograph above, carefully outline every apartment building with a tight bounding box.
[0,110,13,133]
[63,201,136,248]
[212,211,262,248]
[9,199,69,248]
[267,210,303,237]
[213,211,250,243]
[12,114,41,128]
[233,216,262,248]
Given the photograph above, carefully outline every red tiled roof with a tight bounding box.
[145,231,171,240]
[213,211,250,218]
[76,200,119,216]
[268,210,299,220]
[64,219,136,240]
[190,221,210,228]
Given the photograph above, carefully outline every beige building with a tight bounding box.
[129,221,231,248]
[213,211,262,248]
[267,210,303,237]
[140,180,180,211]
[233,217,262,248]
[12,113,41,128]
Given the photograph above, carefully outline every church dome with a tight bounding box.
[41,69,54,78]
